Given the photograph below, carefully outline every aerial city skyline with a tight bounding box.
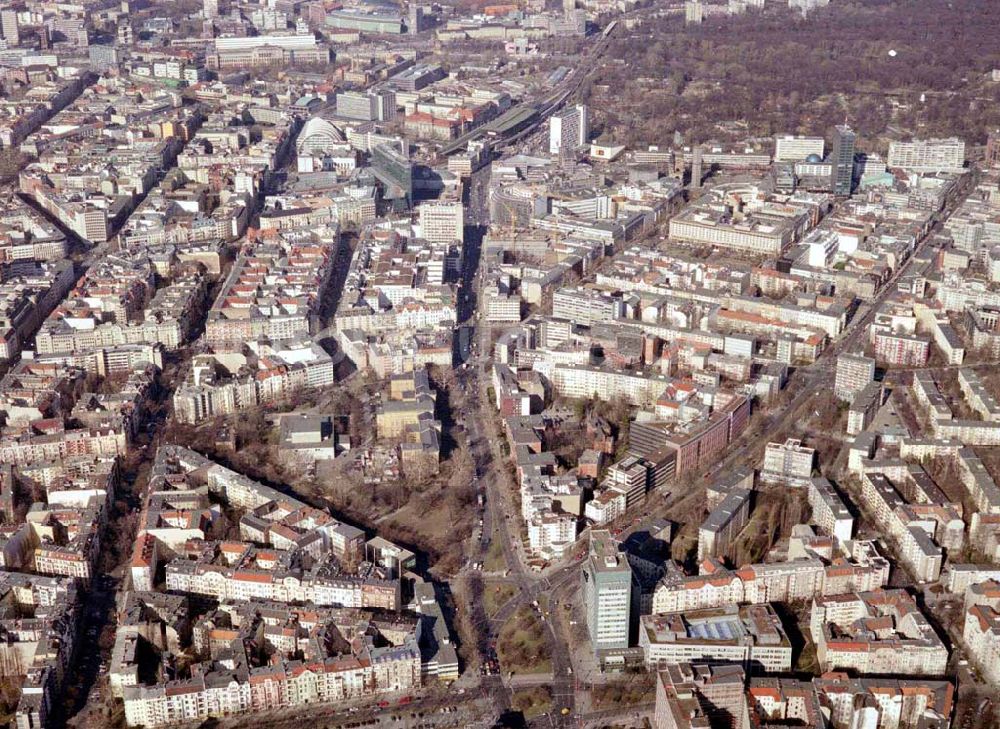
[0,0,998,727]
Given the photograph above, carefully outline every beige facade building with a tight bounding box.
[811,590,948,676]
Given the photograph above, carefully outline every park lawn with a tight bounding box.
[512,687,552,719]
[497,605,552,676]
[484,535,506,573]
[483,582,517,617]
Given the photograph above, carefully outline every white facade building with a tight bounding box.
[549,105,589,155]
[887,137,966,174]
[418,202,464,245]
[774,135,825,163]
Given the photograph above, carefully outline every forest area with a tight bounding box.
[586,0,1000,150]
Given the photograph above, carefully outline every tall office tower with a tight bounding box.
[1,10,20,46]
[371,143,413,210]
[984,131,1000,170]
[581,530,632,651]
[204,0,219,20]
[375,90,396,121]
[548,104,589,155]
[829,125,856,196]
[691,146,703,189]
[407,4,424,34]
[685,0,703,24]
[418,202,464,245]
[89,44,120,71]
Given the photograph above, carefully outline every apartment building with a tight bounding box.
[873,329,931,366]
[761,439,815,487]
[36,269,205,356]
[652,549,890,615]
[810,590,948,676]
[204,231,334,349]
[806,477,854,543]
[604,456,651,510]
[698,486,752,561]
[551,363,671,407]
[552,287,623,327]
[746,678,826,729]
[173,339,335,423]
[654,663,749,729]
[0,259,76,360]
[585,489,627,526]
[857,471,962,583]
[0,194,67,262]
[748,676,954,729]
[527,511,577,559]
[847,381,883,437]
[958,368,1000,422]
[122,603,420,727]
[934,419,1000,446]
[834,353,875,402]
[706,468,755,511]
[0,574,79,729]
[964,580,1000,686]
[724,294,847,339]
